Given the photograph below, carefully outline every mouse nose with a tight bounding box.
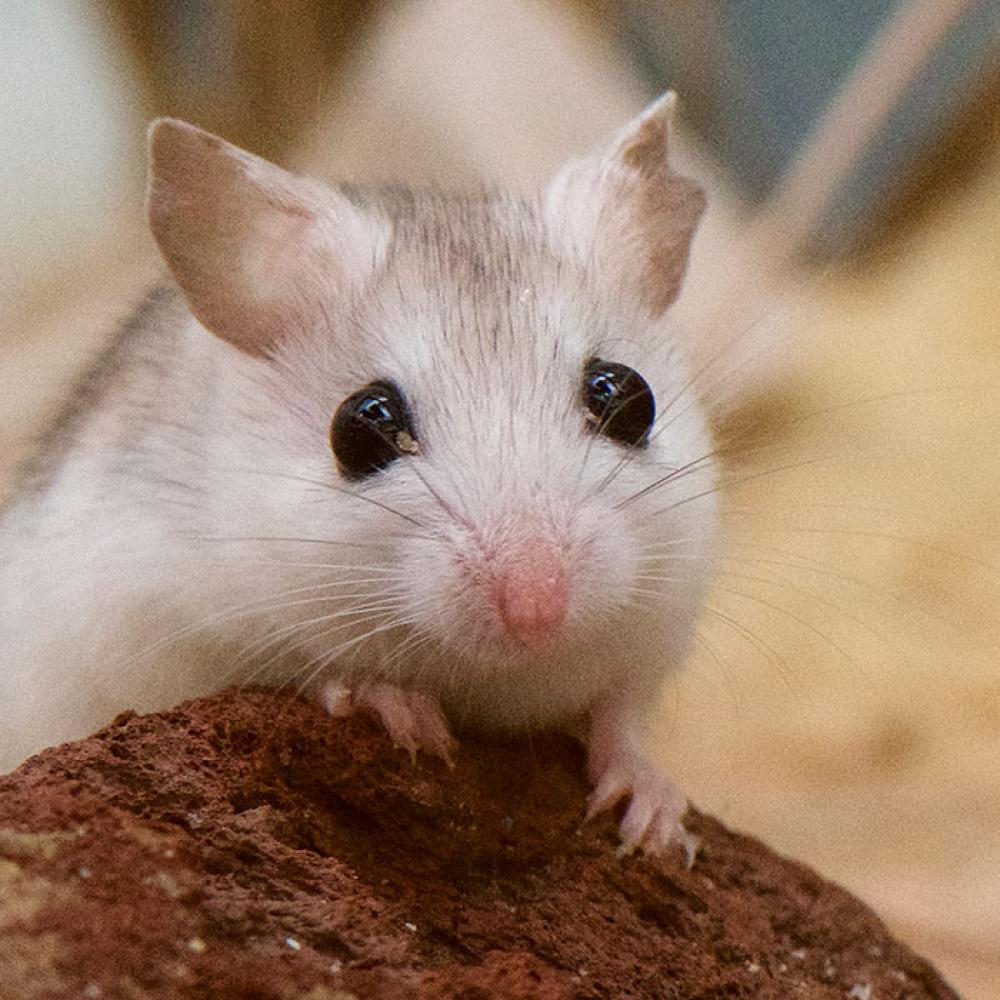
[494,538,569,645]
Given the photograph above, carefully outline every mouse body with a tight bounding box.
[0,96,718,853]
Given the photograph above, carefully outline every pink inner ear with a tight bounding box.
[158,201,324,358]
[148,118,345,358]
[544,105,705,319]
[635,176,706,317]
[212,203,323,356]
[613,114,706,315]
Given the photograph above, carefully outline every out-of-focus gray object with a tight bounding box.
[608,0,1000,252]
[0,2,143,310]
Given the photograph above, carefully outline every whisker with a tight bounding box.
[715,383,991,454]
[713,583,864,677]
[681,622,746,716]
[233,608,407,690]
[115,578,401,681]
[652,457,830,517]
[721,521,1000,576]
[307,616,420,675]
[405,460,472,531]
[716,568,890,645]
[199,534,405,551]
[232,467,427,528]
[701,603,802,695]
[238,602,404,665]
[718,541,967,635]
[615,452,717,510]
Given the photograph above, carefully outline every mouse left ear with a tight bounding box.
[147,119,386,357]
[544,93,705,317]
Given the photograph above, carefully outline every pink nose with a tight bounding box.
[495,539,569,645]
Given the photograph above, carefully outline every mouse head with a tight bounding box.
[147,97,718,727]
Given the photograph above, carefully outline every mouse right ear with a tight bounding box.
[147,119,386,358]
[544,94,705,318]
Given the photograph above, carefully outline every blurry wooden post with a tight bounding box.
[103,0,378,159]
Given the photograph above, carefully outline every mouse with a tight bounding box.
[0,93,718,855]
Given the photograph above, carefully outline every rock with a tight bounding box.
[0,688,957,999]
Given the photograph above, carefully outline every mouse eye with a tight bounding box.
[330,380,419,480]
[582,358,655,447]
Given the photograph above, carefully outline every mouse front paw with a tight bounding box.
[320,680,456,764]
[586,747,696,861]
[586,696,697,861]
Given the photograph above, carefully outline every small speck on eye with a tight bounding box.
[395,429,419,455]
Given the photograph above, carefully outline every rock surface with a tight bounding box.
[0,688,958,999]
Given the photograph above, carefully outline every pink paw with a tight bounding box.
[586,745,697,862]
[321,681,456,764]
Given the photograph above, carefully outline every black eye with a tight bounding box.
[582,358,655,447]
[330,380,419,480]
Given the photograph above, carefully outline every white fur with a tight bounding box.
[0,116,718,777]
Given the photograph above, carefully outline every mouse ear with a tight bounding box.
[544,93,705,317]
[147,119,385,357]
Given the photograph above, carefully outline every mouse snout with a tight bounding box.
[493,538,569,645]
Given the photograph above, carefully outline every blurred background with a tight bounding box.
[2,1,999,995]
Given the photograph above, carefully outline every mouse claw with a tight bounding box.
[586,706,692,858]
[340,682,457,765]
[407,690,458,767]
[616,781,694,860]
[319,683,354,718]
[585,769,630,822]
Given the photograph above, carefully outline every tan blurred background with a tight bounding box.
[2,2,999,996]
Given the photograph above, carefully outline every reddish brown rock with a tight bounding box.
[0,688,957,999]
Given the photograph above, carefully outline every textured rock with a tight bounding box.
[0,688,958,999]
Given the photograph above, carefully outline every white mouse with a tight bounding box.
[0,94,717,854]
